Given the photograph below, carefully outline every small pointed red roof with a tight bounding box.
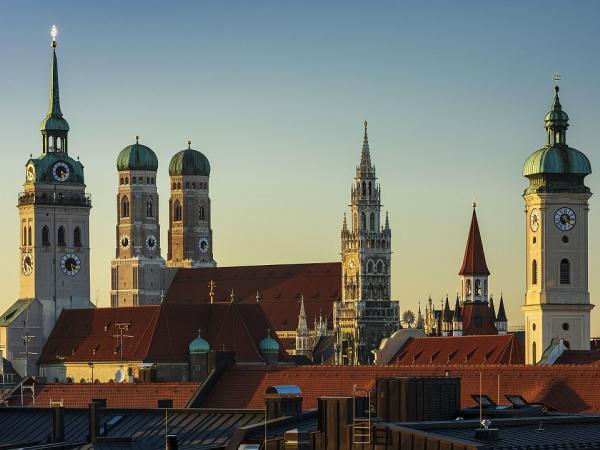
[459,207,490,276]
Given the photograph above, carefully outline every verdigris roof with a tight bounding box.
[169,145,211,177]
[523,145,591,177]
[117,141,158,172]
[189,331,210,353]
[27,152,85,184]
[259,332,280,354]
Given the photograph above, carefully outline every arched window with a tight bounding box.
[532,259,538,285]
[174,200,182,222]
[367,260,374,273]
[119,177,124,185]
[560,259,570,284]
[73,227,81,247]
[27,226,32,246]
[475,279,481,296]
[57,226,66,246]
[532,341,537,364]
[199,204,205,221]
[368,182,372,196]
[146,199,153,218]
[376,260,384,274]
[361,181,366,196]
[125,177,129,184]
[22,226,26,246]
[121,196,130,218]
[483,279,488,296]
[42,226,49,246]
[361,212,366,230]
[466,279,472,296]
[369,212,375,231]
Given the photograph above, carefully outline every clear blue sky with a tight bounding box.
[1,1,600,332]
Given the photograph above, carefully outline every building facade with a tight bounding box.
[522,85,593,364]
[335,122,399,365]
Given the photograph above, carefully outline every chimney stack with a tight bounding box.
[52,406,65,443]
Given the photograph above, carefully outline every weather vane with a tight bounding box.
[553,72,561,87]
[50,25,58,48]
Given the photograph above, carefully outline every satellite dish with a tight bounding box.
[114,368,125,383]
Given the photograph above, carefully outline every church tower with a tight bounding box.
[459,204,490,304]
[18,26,93,338]
[166,142,216,267]
[110,138,165,306]
[522,82,593,364]
[335,122,399,365]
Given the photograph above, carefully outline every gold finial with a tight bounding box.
[230,289,235,303]
[135,135,140,144]
[187,140,192,149]
[472,201,476,208]
[553,72,561,86]
[208,280,215,304]
[50,25,58,48]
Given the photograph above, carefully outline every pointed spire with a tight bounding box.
[443,295,453,322]
[48,25,62,119]
[496,295,508,322]
[342,213,348,231]
[452,295,462,322]
[297,295,308,333]
[360,120,372,170]
[385,211,390,229]
[459,203,490,276]
[489,295,497,321]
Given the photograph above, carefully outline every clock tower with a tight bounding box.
[18,27,93,339]
[166,142,216,268]
[110,138,165,306]
[522,83,593,364]
[334,122,399,365]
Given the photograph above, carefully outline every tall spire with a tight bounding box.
[459,203,490,276]
[342,213,348,231]
[360,120,372,170]
[297,295,308,333]
[385,211,390,230]
[48,26,63,119]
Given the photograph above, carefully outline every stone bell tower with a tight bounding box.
[522,79,593,364]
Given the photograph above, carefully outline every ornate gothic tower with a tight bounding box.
[166,142,216,267]
[522,83,593,364]
[110,138,165,306]
[334,122,399,365]
[18,27,93,338]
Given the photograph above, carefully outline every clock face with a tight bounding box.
[146,235,157,250]
[52,162,70,182]
[555,207,576,231]
[26,164,36,182]
[120,235,130,249]
[60,253,81,276]
[199,237,209,253]
[22,252,33,276]
[530,208,540,232]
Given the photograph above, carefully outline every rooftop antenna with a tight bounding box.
[113,323,134,368]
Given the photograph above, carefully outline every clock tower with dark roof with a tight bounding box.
[335,122,399,365]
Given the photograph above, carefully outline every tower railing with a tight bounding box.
[17,192,92,207]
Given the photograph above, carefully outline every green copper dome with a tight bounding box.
[523,86,591,193]
[259,331,280,354]
[117,141,158,172]
[27,152,85,184]
[169,144,210,177]
[189,331,210,354]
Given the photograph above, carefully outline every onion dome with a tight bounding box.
[523,85,591,193]
[169,141,211,177]
[258,329,280,354]
[117,137,158,172]
[189,330,210,354]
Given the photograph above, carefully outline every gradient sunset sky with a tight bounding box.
[2,1,600,333]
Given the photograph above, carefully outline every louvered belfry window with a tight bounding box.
[560,259,570,285]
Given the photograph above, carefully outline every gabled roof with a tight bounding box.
[201,363,600,413]
[0,299,38,326]
[164,262,341,333]
[461,301,498,335]
[39,303,289,365]
[390,334,522,365]
[459,208,490,276]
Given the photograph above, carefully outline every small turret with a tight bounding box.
[442,296,453,336]
[452,295,463,336]
[189,330,210,381]
[495,295,508,335]
[259,329,280,365]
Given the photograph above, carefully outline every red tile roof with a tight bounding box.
[459,208,490,276]
[461,302,498,335]
[390,334,523,365]
[39,303,289,365]
[201,364,600,414]
[554,350,600,365]
[164,263,341,333]
[8,383,200,408]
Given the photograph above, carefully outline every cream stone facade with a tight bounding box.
[522,85,593,364]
